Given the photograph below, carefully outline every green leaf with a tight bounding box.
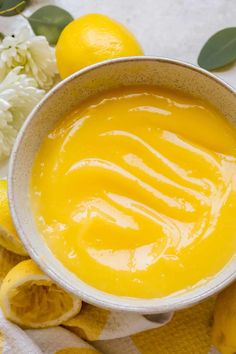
[0,32,4,41]
[198,27,236,71]
[0,0,29,16]
[27,5,73,45]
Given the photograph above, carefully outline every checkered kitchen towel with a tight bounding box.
[0,296,217,353]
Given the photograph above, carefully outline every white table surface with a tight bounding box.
[0,0,236,177]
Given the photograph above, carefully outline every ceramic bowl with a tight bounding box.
[8,57,236,314]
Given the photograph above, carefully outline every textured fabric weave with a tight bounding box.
[0,297,219,353]
[132,297,216,354]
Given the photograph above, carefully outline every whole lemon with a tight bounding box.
[212,282,236,354]
[56,13,144,78]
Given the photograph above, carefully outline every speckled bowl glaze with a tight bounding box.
[9,57,236,314]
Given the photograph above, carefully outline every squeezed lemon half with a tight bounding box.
[0,259,82,328]
[0,244,26,285]
[0,180,27,256]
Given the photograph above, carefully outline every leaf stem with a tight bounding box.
[20,13,27,19]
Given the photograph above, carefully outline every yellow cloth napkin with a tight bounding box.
[0,297,217,354]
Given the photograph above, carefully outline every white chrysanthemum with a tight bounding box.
[0,26,58,90]
[0,67,45,160]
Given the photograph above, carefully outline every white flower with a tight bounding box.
[0,67,45,160]
[0,26,58,90]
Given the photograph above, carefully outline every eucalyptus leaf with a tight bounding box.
[27,5,73,45]
[198,27,236,70]
[0,0,29,16]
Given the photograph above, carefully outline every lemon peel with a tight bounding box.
[0,259,82,328]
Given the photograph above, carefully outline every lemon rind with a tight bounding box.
[0,225,27,256]
[1,273,82,328]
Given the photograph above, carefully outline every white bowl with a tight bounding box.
[8,57,236,314]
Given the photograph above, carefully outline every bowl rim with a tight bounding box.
[8,56,236,313]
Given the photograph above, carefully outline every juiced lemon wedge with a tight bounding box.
[0,259,82,328]
[0,180,27,256]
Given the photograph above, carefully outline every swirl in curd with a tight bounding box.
[31,86,236,298]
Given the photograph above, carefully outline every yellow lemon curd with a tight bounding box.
[31,86,236,298]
